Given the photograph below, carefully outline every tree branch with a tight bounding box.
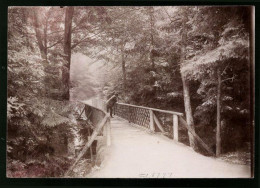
[221,62,231,76]
[221,74,237,83]
[163,7,181,24]
[48,30,64,35]
[71,30,105,49]
[47,38,63,49]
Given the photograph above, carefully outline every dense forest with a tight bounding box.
[7,6,253,177]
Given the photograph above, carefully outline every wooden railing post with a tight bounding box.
[87,128,93,162]
[106,118,111,146]
[128,106,133,123]
[173,115,178,141]
[149,109,155,132]
[153,114,165,133]
[128,106,131,122]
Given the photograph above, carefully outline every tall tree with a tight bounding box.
[149,7,155,70]
[181,6,251,155]
[28,7,65,100]
[181,9,198,150]
[94,7,146,95]
[33,9,47,61]
[161,7,199,150]
[7,7,79,177]
[62,7,110,100]
[32,7,64,61]
[63,7,74,100]
[216,65,222,156]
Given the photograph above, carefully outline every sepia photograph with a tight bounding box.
[7,6,254,179]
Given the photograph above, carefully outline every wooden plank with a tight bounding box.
[173,115,179,141]
[179,117,215,156]
[88,135,103,141]
[216,66,221,156]
[77,108,85,119]
[116,102,183,116]
[86,110,92,121]
[128,106,131,123]
[106,118,111,146]
[153,113,165,133]
[65,115,109,176]
[87,128,93,162]
[149,110,155,132]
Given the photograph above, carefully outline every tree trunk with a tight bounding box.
[181,73,198,150]
[180,10,198,151]
[149,7,155,70]
[216,67,222,156]
[121,44,126,92]
[33,9,50,98]
[33,10,47,61]
[43,18,48,61]
[63,6,74,100]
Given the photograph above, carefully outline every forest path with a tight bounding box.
[87,117,250,178]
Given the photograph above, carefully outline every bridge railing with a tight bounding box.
[90,98,214,156]
[65,101,111,176]
[114,102,215,156]
[114,102,183,139]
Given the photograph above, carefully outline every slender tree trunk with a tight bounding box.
[33,10,47,61]
[216,67,222,156]
[22,11,31,50]
[149,7,155,70]
[180,10,198,151]
[63,6,74,100]
[33,9,49,98]
[181,73,198,150]
[121,44,126,92]
[64,7,74,64]
[43,18,48,61]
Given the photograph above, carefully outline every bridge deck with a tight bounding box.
[88,117,250,178]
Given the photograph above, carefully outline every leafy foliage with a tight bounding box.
[7,7,89,177]
[7,156,72,178]
[98,6,251,154]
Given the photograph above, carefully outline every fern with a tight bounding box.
[7,96,26,120]
[41,109,70,127]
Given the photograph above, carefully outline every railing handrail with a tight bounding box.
[116,102,184,116]
[114,99,214,156]
[95,98,183,116]
[80,100,107,115]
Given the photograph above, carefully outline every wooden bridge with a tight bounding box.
[65,99,250,178]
